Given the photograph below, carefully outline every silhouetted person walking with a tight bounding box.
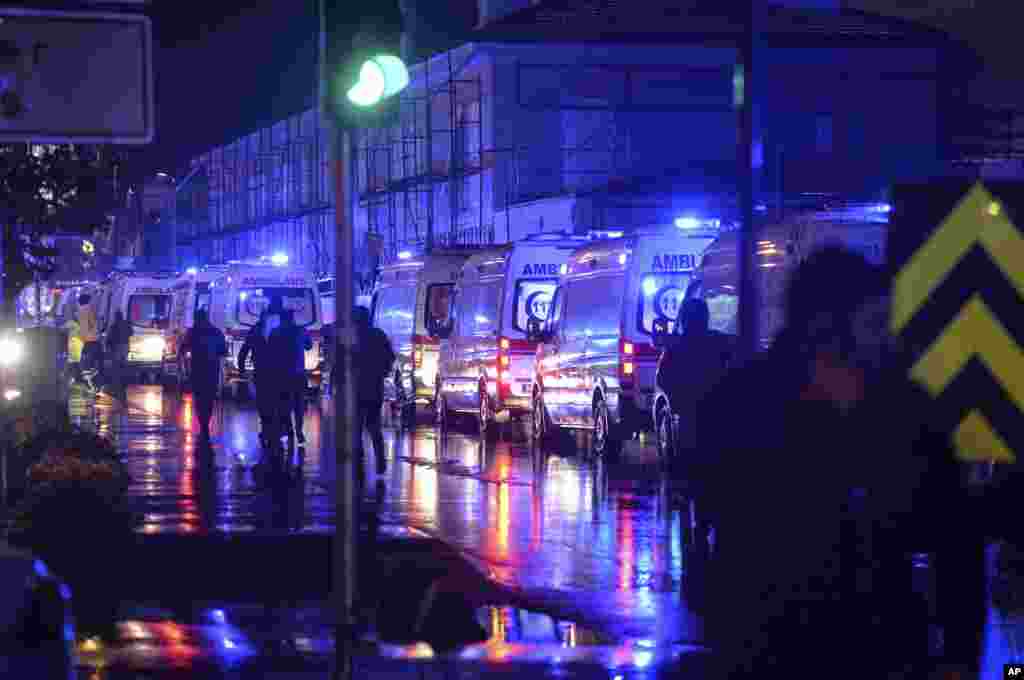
[106,310,133,399]
[268,308,312,444]
[239,310,274,447]
[181,309,227,442]
[353,306,395,475]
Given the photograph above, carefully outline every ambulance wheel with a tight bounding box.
[591,396,622,463]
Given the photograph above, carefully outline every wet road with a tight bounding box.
[69,385,698,642]
[69,385,335,534]
[67,385,1024,674]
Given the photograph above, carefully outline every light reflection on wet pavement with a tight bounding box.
[66,386,1024,676]
[69,385,335,534]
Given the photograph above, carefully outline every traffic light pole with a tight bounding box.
[320,2,358,678]
[332,123,358,680]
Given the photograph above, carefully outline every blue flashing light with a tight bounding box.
[674,216,700,230]
[271,253,289,266]
[34,559,50,578]
[397,251,413,260]
[186,267,198,276]
[873,203,893,214]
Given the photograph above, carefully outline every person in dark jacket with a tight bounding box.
[238,310,274,447]
[656,298,733,462]
[353,306,395,475]
[106,310,133,398]
[655,297,732,560]
[267,308,312,444]
[694,246,971,679]
[181,308,228,442]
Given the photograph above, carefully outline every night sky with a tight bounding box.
[132,0,476,181]
[132,1,318,179]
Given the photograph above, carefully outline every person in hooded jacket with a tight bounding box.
[106,310,133,398]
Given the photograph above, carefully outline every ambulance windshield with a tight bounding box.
[237,287,316,327]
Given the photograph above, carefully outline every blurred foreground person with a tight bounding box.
[697,246,978,679]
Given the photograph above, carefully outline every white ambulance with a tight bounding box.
[435,233,590,435]
[94,270,177,383]
[208,258,323,399]
[166,265,229,386]
[370,248,483,426]
[529,223,718,459]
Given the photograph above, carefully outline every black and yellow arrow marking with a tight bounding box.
[890,181,1024,464]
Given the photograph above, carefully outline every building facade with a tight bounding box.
[173,0,1002,286]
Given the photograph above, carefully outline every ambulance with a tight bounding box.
[166,265,229,386]
[529,222,718,459]
[647,203,888,465]
[370,248,484,426]
[435,233,590,435]
[208,258,323,399]
[692,202,888,346]
[94,270,177,383]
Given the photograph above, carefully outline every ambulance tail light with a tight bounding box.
[413,346,423,369]
[497,337,512,398]
[620,338,635,388]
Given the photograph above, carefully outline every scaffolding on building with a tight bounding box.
[355,43,516,263]
[175,109,335,277]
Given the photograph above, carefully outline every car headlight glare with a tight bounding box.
[0,338,24,365]
[141,336,166,355]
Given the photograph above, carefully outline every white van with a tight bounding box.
[435,233,589,434]
[166,265,228,386]
[371,249,482,425]
[693,206,888,347]
[95,270,176,383]
[530,223,718,458]
[208,259,323,398]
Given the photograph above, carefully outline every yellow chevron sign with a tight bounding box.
[892,182,1024,464]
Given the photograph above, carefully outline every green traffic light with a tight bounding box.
[346,54,409,107]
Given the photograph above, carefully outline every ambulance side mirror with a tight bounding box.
[652,318,671,349]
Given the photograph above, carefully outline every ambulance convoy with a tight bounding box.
[370,207,888,459]
[71,257,324,394]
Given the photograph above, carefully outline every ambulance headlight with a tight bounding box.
[142,336,166,355]
[0,337,24,365]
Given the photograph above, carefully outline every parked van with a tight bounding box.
[530,224,718,458]
[208,259,323,398]
[166,265,228,386]
[648,205,888,464]
[436,233,589,434]
[371,249,482,425]
[95,270,177,383]
[693,206,887,346]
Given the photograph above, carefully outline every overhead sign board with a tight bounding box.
[0,7,153,144]
[890,181,1024,464]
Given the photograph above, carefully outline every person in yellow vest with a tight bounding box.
[77,293,102,388]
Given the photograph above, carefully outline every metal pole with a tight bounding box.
[737,0,758,359]
[319,3,357,678]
